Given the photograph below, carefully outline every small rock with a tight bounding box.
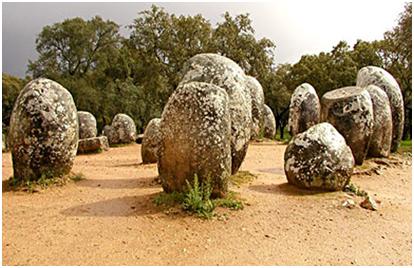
[342,199,356,209]
[360,195,378,211]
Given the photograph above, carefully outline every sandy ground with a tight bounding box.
[2,141,412,265]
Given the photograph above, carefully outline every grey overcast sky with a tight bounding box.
[2,1,408,77]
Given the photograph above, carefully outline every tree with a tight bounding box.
[2,73,27,133]
[379,2,412,139]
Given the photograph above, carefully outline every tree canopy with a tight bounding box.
[2,3,412,140]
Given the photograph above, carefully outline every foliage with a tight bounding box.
[183,175,216,219]
[2,73,27,133]
[229,171,257,187]
[1,4,411,140]
[343,182,368,197]
[153,174,245,219]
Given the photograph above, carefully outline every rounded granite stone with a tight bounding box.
[365,85,393,157]
[141,118,161,164]
[263,104,276,139]
[245,75,265,140]
[109,113,137,145]
[321,86,373,165]
[180,53,251,175]
[288,83,320,136]
[78,111,97,139]
[9,78,78,181]
[356,66,404,152]
[158,82,231,198]
[284,122,354,191]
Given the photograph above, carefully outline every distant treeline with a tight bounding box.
[2,3,412,139]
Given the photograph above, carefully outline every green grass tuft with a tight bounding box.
[153,174,245,220]
[229,171,257,187]
[343,181,368,197]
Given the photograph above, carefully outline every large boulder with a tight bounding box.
[158,82,231,198]
[8,78,78,181]
[284,122,354,191]
[78,111,97,139]
[288,83,320,136]
[245,75,265,139]
[77,136,109,154]
[321,86,373,165]
[263,104,276,139]
[180,53,251,174]
[356,66,404,152]
[366,85,393,157]
[106,114,137,145]
[141,118,161,164]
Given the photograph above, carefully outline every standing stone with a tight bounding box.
[245,75,265,139]
[8,78,78,181]
[77,136,109,154]
[356,66,404,152]
[141,118,161,164]
[180,53,251,174]
[288,83,320,136]
[366,85,393,157]
[158,82,231,198]
[263,104,276,139]
[109,113,137,145]
[321,86,373,165]
[78,111,97,139]
[284,123,354,191]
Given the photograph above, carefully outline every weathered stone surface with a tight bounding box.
[2,133,7,152]
[9,78,78,181]
[245,75,265,139]
[106,114,137,145]
[141,118,161,164]
[158,82,231,197]
[356,66,404,152]
[78,111,97,139]
[284,123,354,191]
[77,136,109,154]
[180,53,251,174]
[366,85,393,157]
[288,83,320,136]
[321,86,373,165]
[263,104,276,139]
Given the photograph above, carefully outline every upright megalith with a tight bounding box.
[321,86,373,165]
[158,82,231,198]
[180,53,251,174]
[9,78,78,181]
[263,104,276,139]
[365,85,393,157]
[245,75,265,139]
[356,66,404,152]
[104,113,137,145]
[141,118,161,164]
[288,83,320,136]
[78,111,97,139]
[284,123,354,191]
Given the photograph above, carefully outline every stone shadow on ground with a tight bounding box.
[249,182,334,196]
[60,192,162,217]
[77,176,161,189]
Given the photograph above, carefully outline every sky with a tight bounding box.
[2,0,408,78]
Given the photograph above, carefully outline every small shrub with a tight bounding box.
[343,181,368,197]
[183,175,215,219]
[154,191,185,206]
[214,191,244,210]
[70,172,86,182]
[229,171,257,187]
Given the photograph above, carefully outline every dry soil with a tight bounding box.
[2,141,412,265]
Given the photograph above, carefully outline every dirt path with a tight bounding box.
[2,142,412,265]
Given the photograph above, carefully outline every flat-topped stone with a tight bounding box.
[77,136,109,154]
[321,86,373,165]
